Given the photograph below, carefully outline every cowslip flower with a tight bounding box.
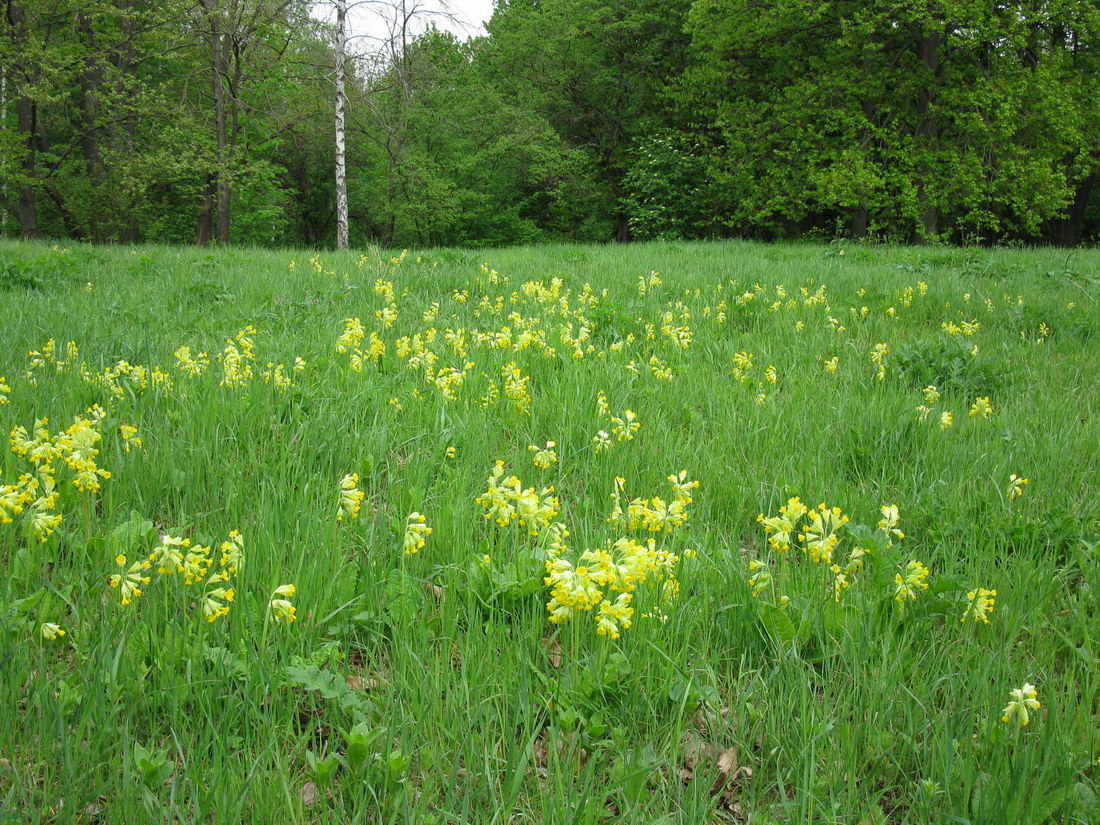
[870,342,888,381]
[878,505,904,541]
[109,554,151,605]
[202,571,235,623]
[593,430,612,454]
[268,584,297,623]
[1006,474,1028,501]
[594,593,634,639]
[940,411,953,431]
[969,396,993,420]
[220,529,244,575]
[528,441,558,469]
[961,588,996,623]
[747,560,771,597]
[40,623,65,640]
[894,560,930,601]
[337,473,365,521]
[148,534,189,575]
[403,512,432,555]
[1001,684,1040,726]
[119,424,142,452]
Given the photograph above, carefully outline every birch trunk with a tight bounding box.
[334,0,349,250]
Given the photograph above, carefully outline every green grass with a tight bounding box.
[1,238,1098,824]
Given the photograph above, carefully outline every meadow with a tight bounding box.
[0,238,1098,824]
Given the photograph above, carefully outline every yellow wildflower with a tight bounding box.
[894,560,930,601]
[148,534,190,575]
[220,530,244,575]
[529,441,558,469]
[1006,474,1028,501]
[969,396,993,420]
[337,473,365,521]
[41,623,65,640]
[268,584,297,623]
[119,424,143,452]
[870,343,888,381]
[109,554,151,605]
[202,570,234,623]
[403,512,432,555]
[594,593,634,639]
[1001,684,1040,726]
[961,588,996,624]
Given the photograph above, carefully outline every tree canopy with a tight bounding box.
[3,0,1100,246]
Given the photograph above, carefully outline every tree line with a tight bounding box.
[3,0,1099,248]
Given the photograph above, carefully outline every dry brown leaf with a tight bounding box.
[82,796,106,821]
[423,582,444,600]
[717,746,739,777]
[300,781,320,807]
[540,637,562,668]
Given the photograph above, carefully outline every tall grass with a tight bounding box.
[0,239,1097,824]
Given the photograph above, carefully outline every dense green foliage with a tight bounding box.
[3,1,1100,246]
[1,238,1099,822]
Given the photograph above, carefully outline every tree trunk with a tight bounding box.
[8,0,42,238]
[204,1,232,244]
[334,0,349,250]
[1051,174,1095,247]
[850,206,869,239]
[915,29,942,240]
[1,64,7,237]
[197,173,216,245]
[14,94,42,238]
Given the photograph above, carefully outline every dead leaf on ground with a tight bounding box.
[422,582,444,600]
[300,781,320,807]
[345,674,379,692]
[540,637,562,668]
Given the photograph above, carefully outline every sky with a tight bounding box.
[312,0,497,53]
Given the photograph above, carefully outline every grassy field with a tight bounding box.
[1,238,1098,824]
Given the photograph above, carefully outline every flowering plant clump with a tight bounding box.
[338,473,365,521]
[1001,684,1040,726]
[403,512,432,555]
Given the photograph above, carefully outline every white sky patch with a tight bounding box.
[312,0,495,58]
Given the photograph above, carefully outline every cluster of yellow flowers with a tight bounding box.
[538,472,696,639]
[753,500,1001,623]
[1006,473,1028,502]
[403,512,432,555]
[337,473,365,521]
[1002,683,1040,726]
[475,461,559,535]
[268,583,297,623]
[593,390,640,454]
[915,386,994,432]
[870,342,888,381]
[894,560,931,601]
[4,407,122,542]
[729,351,778,401]
[942,319,981,337]
[607,472,699,533]
[969,396,993,420]
[220,326,257,388]
[109,529,241,622]
[173,345,211,377]
[528,441,558,469]
[336,317,386,372]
